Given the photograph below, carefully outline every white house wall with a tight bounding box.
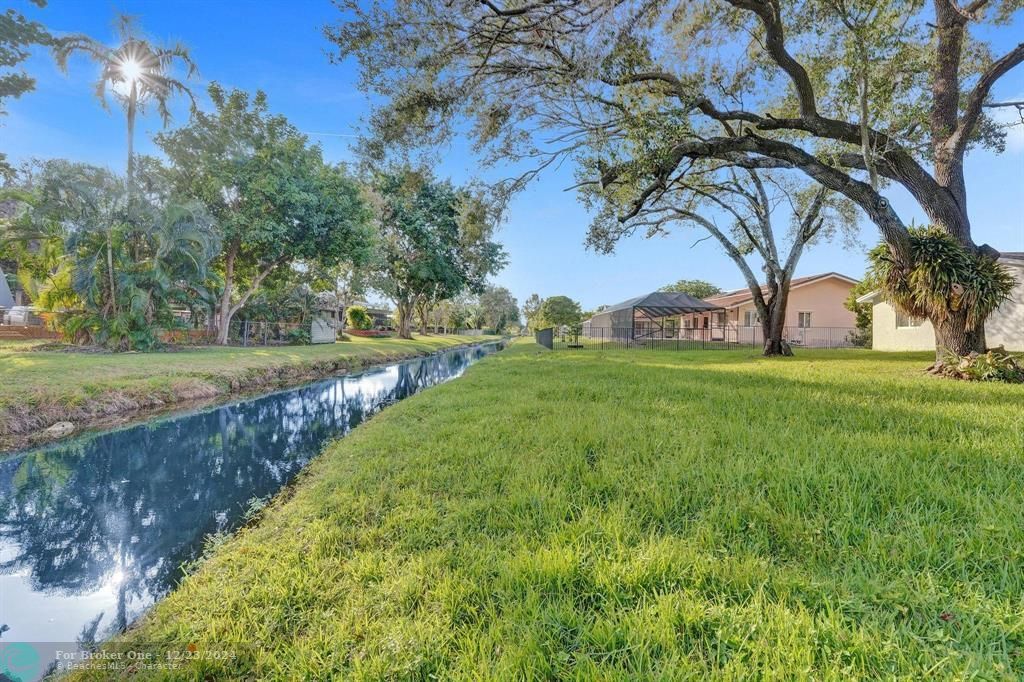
[870,259,1024,352]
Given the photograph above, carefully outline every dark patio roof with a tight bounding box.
[603,291,724,317]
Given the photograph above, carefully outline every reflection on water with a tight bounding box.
[0,342,500,649]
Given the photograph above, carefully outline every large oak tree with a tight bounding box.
[328,0,1024,361]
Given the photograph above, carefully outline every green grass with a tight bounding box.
[0,334,494,442]
[77,342,1024,680]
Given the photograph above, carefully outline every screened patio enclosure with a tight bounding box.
[582,291,724,340]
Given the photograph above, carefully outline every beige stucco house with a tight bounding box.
[690,272,859,337]
[583,272,860,347]
[857,252,1024,352]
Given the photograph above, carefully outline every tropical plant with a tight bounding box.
[345,305,373,330]
[53,15,198,191]
[285,326,311,346]
[868,227,1013,360]
[939,348,1024,383]
[6,162,218,350]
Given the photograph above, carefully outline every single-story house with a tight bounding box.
[685,272,860,344]
[582,272,860,346]
[856,252,1024,352]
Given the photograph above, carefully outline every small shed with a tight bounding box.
[311,293,341,344]
[583,291,723,339]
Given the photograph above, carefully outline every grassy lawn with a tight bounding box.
[76,341,1024,679]
[0,335,494,443]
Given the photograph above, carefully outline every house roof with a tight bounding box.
[705,272,859,309]
[596,291,724,319]
[0,266,14,309]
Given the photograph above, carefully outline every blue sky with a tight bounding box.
[5,0,1023,310]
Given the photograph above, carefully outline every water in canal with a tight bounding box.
[0,342,501,652]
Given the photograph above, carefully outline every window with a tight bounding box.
[683,318,691,329]
[664,318,677,336]
[798,312,812,329]
[713,312,726,327]
[896,312,924,328]
[743,311,760,327]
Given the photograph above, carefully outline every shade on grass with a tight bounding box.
[75,342,1024,679]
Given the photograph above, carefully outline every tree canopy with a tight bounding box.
[476,285,519,332]
[0,0,52,178]
[156,84,375,343]
[329,0,1024,358]
[521,293,543,330]
[367,168,506,338]
[658,279,723,299]
[538,295,583,329]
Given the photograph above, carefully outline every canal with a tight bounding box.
[0,342,502,654]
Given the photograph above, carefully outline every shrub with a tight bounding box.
[286,326,311,345]
[346,305,373,330]
[937,347,1024,383]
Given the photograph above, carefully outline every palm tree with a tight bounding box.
[53,16,198,191]
[53,16,198,313]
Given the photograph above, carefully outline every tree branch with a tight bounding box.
[952,41,1024,157]
[724,0,818,117]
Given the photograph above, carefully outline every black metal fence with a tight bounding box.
[552,326,866,351]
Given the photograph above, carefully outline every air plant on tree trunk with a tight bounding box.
[867,227,1014,369]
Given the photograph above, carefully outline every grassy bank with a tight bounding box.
[0,335,494,450]
[77,342,1024,679]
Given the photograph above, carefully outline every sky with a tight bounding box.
[4,0,1024,311]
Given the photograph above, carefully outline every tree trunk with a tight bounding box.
[216,246,237,345]
[396,300,413,339]
[932,309,986,363]
[760,286,793,357]
[415,299,430,335]
[761,310,792,356]
[126,81,137,193]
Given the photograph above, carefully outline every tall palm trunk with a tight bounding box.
[126,80,137,192]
